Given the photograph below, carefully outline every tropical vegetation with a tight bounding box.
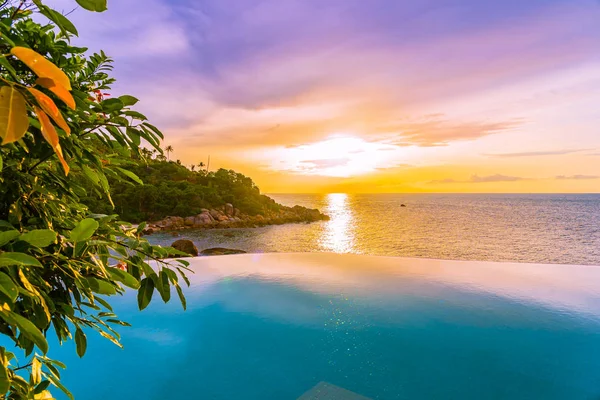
[0,1,190,398]
[80,153,283,223]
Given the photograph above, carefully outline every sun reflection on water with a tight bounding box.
[320,193,355,253]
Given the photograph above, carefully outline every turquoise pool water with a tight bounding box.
[51,254,600,399]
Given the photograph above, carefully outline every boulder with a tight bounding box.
[194,212,213,226]
[224,203,234,216]
[217,214,229,222]
[209,209,221,220]
[184,216,195,226]
[233,208,240,217]
[200,247,247,256]
[171,239,198,256]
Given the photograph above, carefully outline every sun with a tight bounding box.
[273,135,402,177]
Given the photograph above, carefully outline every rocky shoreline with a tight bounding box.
[142,203,329,234]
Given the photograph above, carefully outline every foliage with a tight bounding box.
[80,156,282,223]
[0,2,189,398]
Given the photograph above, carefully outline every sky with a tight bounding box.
[49,0,600,193]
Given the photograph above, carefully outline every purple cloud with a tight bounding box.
[430,174,526,184]
[555,175,600,180]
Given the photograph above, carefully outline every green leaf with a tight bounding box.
[19,229,57,247]
[100,98,123,113]
[155,271,170,303]
[0,230,19,246]
[137,278,154,310]
[85,277,117,295]
[124,110,147,120]
[105,319,131,327]
[0,252,42,267]
[118,95,138,106]
[70,218,99,242]
[2,311,48,354]
[94,296,113,311]
[107,267,140,289]
[75,328,86,357]
[125,128,141,146]
[75,0,107,12]
[143,122,164,139]
[34,380,51,394]
[38,6,79,36]
[82,165,100,186]
[116,167,142,184]
[0,359,9,395]
[44,373,73,400]
[0,272,18,302]
[175,283,186,311]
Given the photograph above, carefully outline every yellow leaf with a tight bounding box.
[11,47,72,90]
[31,357,41,385]
[34,107,70,175]
[27,88,71,135]
[36,78,76,110]
[34,390,54,399]
[0,86,29,145]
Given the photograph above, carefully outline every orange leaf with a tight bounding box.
[34,106,69,175]
[27,88,71,135]
[36,78,76,110]
[11,47,72,90]
[0,86,29,145]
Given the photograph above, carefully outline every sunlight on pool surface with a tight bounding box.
[52,254,600,399]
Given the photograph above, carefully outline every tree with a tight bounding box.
[198,161,205,170]
[0,2,189,398]
[190,165,196,171]
[164,145,173,161]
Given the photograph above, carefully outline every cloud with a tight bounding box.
[380,117,521,147]
[486,149,592,158]
[471,174,524,183]
[555,175,600,180]
[300,158,351,168]
[429,178,460,184]
[430,174,526,184]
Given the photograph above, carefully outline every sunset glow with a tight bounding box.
[59,0,600,193]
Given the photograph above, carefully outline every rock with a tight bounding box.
[209,209,221,220]
[184,216,195,226]
[200,247,247,256]
[171,239,198,256]
[193,212,213,227]
[233,208,240,217]
[401,204,406,207]
[224,203,234,216]
[217,214,229,222]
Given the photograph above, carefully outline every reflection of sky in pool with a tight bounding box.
[49,254,600,399]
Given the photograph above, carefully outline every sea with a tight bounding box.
[147,193,600,265]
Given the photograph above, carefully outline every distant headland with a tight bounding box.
[80,157,328,233]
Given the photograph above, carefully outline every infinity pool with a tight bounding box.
[52,253,600,399]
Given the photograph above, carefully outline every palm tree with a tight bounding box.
[190,165,196,172]
[198,161,205,170]
[164,145,173,161]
